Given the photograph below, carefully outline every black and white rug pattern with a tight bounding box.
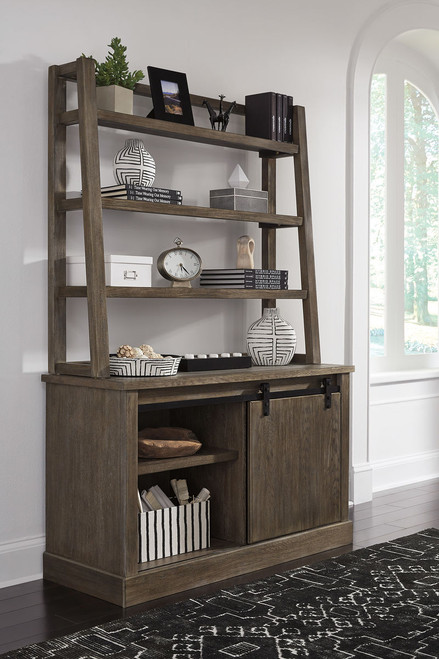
[3,528,439,658]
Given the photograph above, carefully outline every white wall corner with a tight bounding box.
[350,462,373,504]
[0,535,44,588]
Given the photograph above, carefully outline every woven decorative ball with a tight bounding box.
[117,344,135,358]
[113,138,156,187]
[140,344,162,358]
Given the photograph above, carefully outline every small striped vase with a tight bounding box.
[246,307,296,366]
[113,138,156,187]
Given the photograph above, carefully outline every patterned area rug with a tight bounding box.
[3,528,439,658]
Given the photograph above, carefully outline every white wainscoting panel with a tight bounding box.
[369,375,439,491]
[0,535,44,588]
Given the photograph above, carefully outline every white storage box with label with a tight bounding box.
[139,500,210,562]
[66,254,153,287]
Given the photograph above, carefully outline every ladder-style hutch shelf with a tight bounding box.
[44,58,352,607]
[48,56,320,378]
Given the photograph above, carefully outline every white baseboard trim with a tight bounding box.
[350,462,374,504]
[0,535,44,588]
[372,449,439,493]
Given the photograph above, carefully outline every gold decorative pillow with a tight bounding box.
[138,427,201,459]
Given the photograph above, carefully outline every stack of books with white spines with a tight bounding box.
[200,268,288,290]
[100,184,183,205]
[137,479,210,512]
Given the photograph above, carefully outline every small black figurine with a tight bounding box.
[202,94,237,132]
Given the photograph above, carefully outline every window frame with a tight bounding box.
[370,52,439,373]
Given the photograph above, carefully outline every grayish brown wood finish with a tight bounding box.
[44,365,352,606]
[47,65,67,373]
[247,394,341,543]
[137,447,238,475]
[124,391,141,576]
[45,384,138,577]
[127,522,352,606]
[171,402,247,545]
[293,106,321,363]
[58,286,308,299]
[44,522,352,607]
[59,196,301,227]
[48,58,321,375]
[54,361,96,377]
[44,58,353,608]
[339,373,351,521]
[43,364,354,391]
[76,57,109,378]
[43,553,126,607]
[261,157,277,311]
[61,109,297,157]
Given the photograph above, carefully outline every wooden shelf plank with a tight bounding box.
[62,197,301,227]
[59,197,302,228]
[138,447,238,475]
[58,286,308,300]
[43,364,356,392]
[60,109,298,157]
[54,361,94,377]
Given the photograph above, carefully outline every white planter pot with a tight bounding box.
[96,85,133,114]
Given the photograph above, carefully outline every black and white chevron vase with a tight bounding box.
[113,138,156,187]
[246,307,296,366]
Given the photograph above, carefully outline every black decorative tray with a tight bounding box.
[172,354,252,372]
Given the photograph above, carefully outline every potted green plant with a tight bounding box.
[83,37,144,114]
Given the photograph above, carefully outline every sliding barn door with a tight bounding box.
[247,393,342,544]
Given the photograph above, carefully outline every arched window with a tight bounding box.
[370,66,439,371]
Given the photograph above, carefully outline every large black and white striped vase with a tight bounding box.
[246,307,296,366]
[113,138,156,187]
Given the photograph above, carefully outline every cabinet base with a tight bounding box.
[43,521,353,607]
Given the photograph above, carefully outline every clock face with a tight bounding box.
[158,247,202,281]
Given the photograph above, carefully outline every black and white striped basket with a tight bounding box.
[109,356,181,377]
[139,501,210,562]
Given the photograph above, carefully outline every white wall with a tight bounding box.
[0,0,413,587]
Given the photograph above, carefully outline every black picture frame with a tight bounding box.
[147,66,194,126]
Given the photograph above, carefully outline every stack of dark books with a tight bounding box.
[200,269,288,289]
[100,184,183,204]
[245,92,293,142]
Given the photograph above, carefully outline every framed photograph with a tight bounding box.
[147,66,194,126]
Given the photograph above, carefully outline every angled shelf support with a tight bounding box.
[48,57,321,377]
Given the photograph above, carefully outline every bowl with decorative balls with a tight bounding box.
[109,344,181,376]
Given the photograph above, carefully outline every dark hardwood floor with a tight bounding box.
[1,478,439,655]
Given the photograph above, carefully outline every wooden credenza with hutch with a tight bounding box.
[43,57,353,606]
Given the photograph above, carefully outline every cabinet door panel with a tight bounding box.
[248,393,341,543]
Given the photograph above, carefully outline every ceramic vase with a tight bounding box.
[246,307,296,366]
[113,138,156,187]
